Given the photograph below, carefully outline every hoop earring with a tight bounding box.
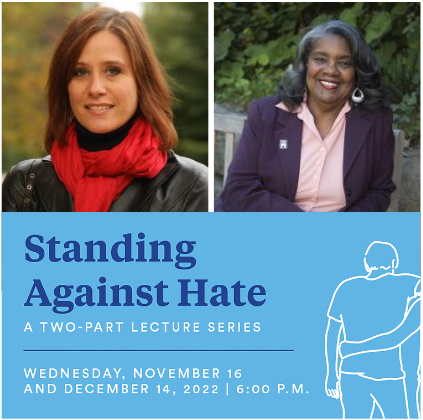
[352,87,364,104]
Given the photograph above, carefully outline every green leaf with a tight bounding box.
[218,61,244,79]
[310,13,333,27]
[339,3,363,26]
[257,29,269,42]
[375,42,396,66]
[214,30,235,62]
[391,3,408,17]
[281,19,296,33]
[216,77,231,87]
[258,54,269,66]
[234,78,250,89]
[365,12,392,44]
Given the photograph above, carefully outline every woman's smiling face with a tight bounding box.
[306,34,355,110]
[68,30,138,133]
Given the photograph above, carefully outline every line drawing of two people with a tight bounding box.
[325,241,420,419]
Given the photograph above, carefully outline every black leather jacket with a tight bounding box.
[2,152,208,212]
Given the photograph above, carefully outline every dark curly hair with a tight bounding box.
[278,20,389,112]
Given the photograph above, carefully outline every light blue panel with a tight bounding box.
[2,213,420,418]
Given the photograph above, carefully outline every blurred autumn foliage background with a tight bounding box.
[2,2,208,172]
[215,2,420,146]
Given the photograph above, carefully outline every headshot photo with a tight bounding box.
[214,2,420,212]
[3,2,208,212]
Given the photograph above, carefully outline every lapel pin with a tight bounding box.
[279,139,288,149]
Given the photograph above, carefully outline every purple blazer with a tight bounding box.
[215,96,395,212]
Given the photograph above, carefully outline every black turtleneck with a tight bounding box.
[76,113,139,152]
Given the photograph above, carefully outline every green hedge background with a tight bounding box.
[215,2,420,145]
[2,2,208,172]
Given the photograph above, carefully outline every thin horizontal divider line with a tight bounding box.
[24,349,294,352]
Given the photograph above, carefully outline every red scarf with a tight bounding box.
[51,118,167,212]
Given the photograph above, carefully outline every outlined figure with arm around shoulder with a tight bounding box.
[340,295,420,359]
[325,241,420,419]
[339,292,421,419]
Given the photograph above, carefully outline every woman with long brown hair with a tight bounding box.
[3,7,208,212]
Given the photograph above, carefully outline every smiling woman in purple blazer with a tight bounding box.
[215,20,395,212]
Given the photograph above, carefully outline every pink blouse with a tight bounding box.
[276,100,351,212]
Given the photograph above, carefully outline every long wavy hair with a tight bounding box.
[278,20,388,112]
[45,7,177,152]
